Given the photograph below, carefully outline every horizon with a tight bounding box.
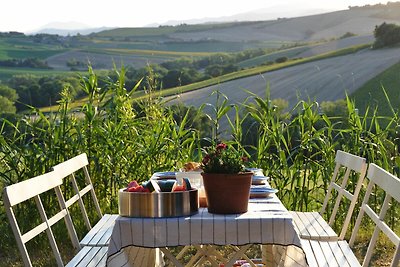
[1,0,387,33]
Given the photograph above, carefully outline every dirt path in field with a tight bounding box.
[169,47,400,110]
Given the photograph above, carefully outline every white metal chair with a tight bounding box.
[52,153,118,247]
[301,163,400,267]
[290,150,367,241]
[2,171,108,267]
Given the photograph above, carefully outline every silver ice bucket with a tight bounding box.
[118,188,198,217]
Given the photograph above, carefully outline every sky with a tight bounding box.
[0,0,386,33]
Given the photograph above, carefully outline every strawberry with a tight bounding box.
[127,180,139,188]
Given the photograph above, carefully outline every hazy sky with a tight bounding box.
[0,0,386,32]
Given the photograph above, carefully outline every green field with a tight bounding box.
[93,21,261,38]
[0,38,65,60]
[238,46,310,68]
[351,60,400,116]
[142,44,372,97]
[0,67,80,81]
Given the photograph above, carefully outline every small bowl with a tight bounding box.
[245,168,264,176]
[252,175,269,185]
[151,171,176,180]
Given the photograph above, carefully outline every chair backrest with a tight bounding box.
[52,153,102,232]
[349,163,400,267]
[320,150,367,239]
[2,171,79,267]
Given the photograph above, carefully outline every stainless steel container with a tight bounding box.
[118,189,198,217]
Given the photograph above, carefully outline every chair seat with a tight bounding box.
[66,246,108,267]
[300,239,361,267]
[290,211,338,241]
[80,214,119,247]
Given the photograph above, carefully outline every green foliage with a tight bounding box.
[7,74,81,110]
[0,57,51,69]
[321,99,348,117]
[275,56,288,63]
[340,32,357,39]
[373,22,400,48]
[0,96,16,113]
[201,143,246,174]
[0,84,18,102]
[0,85,18,113]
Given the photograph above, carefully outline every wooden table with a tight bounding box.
[106,195,308,267]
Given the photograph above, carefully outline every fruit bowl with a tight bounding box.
[118,188,198,218]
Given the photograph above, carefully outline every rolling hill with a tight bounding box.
[168,46,400,110]
[96,4,400,43]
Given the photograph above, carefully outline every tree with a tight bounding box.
[0,95,16,113]
[373,22,400,48]
[0,85,18,114]
[0,84,18,102]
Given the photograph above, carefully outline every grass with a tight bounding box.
[0,38,66,60]
[351,60,400,116]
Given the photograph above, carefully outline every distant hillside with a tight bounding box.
[34,27,113,36]
[96,3,400,43]
[29,21,114,36]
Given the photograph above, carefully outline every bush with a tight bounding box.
[275,56,288,63]
[373,22,400,48]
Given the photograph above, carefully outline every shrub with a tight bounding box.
[373,22,400,48]
[275,56,288,63]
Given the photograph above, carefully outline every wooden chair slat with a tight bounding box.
[337,241,360,266]
[368,163,400,202]
[319,241,339,267]
[53,153,89,177]
[335,150,366,172]
[80,214,118,247]
[66,247,108,267]
[4,171,62,206]
[326,241,351,267]
[34,195,64,267]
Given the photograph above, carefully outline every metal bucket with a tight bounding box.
[118,189,198,217]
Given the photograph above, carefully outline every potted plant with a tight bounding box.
[201,142,252,214]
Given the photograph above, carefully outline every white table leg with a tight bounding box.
[262,244,278,267]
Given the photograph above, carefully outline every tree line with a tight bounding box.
[0,48,274,113]
[0,58,51,69]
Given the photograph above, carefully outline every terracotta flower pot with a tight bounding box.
[201,172,252,214]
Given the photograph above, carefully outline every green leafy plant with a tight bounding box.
[201,143,247,174]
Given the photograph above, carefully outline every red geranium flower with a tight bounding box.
[201,142,247,174]
[202,154,211,165]
[216,143,227,151]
